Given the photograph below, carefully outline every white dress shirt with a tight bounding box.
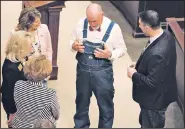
[143,29,164,52]
[150,29,164,44]
[69,16,127,61]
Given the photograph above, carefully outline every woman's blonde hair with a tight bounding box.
[23,55,52,82]
[5,30,32,62]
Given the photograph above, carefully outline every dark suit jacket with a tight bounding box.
[132,30,177,110]
[1,58,27,114]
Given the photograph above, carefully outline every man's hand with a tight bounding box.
[129,62,136,68]
[7,113,16,126]
[94,44,112,59]
[72,39,85,53]
[127,65,137,78]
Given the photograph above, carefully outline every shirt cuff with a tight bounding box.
[107,51,114,61]
[69,40,76,52]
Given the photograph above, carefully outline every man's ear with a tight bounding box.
[145,25,150,31]
[101,11,104,16]
[146,26,151,30]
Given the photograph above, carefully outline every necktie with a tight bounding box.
[141,40,150,54]
[144,40,150,49]
[89,26,101,32]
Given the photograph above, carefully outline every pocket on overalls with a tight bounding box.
[76,64,84,76]
[157,109,166,123]
[103,67,115,95]
[102,67,113,79]
[83,40,104,54]
[149,108,166,128]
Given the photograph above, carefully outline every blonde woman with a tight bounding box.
[1,31,32,127]
[10,55,60,128]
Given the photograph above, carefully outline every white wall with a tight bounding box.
[1,1,22,62]
[1,1,22,128]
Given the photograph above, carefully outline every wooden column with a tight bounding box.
[48,6,63,80]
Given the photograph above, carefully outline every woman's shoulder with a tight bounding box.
[14,80,28,90]
[10,29,17,34]
[2,58,20,70]
[37,24,49,34]
[39,24,49,30]
[15,80,27,85]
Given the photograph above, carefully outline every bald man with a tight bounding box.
[69,3,127,128]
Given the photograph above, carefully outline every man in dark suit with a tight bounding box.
[127,10,177,128]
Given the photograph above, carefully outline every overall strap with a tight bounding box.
[102,21,115,43]
[83,18,88,38]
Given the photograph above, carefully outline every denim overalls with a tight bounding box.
[74,18,115,128]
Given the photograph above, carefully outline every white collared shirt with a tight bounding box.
[143,29,164,52]
[69,16,127,61]
[150,29,164,44]
[150,29,164,46]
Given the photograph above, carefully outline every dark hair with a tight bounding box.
[138,10,160,30]
[16,7,41,31]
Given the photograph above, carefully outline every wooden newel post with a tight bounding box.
[23,1,66,80]
[48,7,63,80]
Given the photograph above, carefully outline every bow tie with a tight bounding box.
[89,26,101,32]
